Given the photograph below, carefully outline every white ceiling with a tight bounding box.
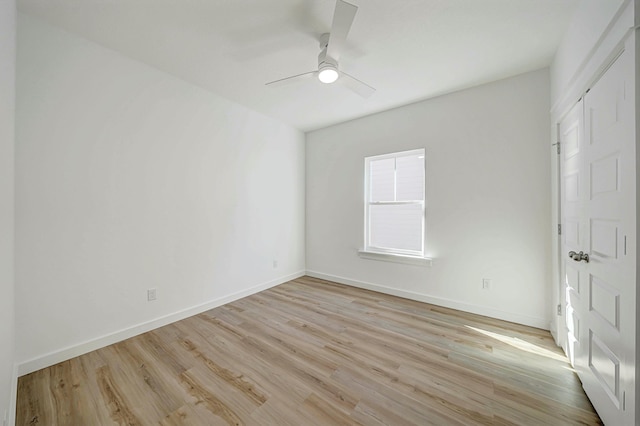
[18,0,579,132]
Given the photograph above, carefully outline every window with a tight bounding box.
[363,149,425,258]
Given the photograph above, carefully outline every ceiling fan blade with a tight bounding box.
[326,0,358,61]
[339,71,375,98]
[265,71,317,87]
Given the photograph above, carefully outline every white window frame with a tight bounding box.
[362,148,426,259]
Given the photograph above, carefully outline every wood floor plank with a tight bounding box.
[17,276,602,425]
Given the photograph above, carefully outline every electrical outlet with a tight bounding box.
[482,279,491,290]
[147,288,157,301]
[273,260,278,268]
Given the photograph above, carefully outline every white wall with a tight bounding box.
[306,69,551,328]
[16,14,305,373]
[0,0,16,422]
[550,0,626,109]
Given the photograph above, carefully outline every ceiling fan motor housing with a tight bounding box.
[318,33,339,83]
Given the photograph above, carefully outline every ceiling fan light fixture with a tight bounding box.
[265,0,375,97]
[318,65,339,84]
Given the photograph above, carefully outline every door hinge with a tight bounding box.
[557,304,562,316]
[558,224,562,235]
[557,143,561,155]
[623,391,626,410]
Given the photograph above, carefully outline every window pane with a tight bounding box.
[369,158,395,202]
[369,203,423,252]
[396,154,424,201]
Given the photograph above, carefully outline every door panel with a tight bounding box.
[589,331,620,405]
[564,218,580,246]
[559,100,583,369]
[588,274,619,330]
[590,155,619,197]
[590,219,619,260]
[582,49,631,423]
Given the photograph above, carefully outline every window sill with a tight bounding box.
[357,250,433,266]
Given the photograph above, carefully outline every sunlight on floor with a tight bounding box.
[466,325,569,363]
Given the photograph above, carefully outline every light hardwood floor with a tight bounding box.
[17,276,601,425]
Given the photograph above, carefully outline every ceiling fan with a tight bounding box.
[265,0,375,98]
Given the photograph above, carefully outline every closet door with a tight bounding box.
[562,46,636,425]
[559,100,583,370]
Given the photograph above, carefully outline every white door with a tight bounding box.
[559,99,583,369]
[560,46,636,425]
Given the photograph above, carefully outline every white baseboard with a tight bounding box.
[306,270,549,330]
[17,271,305,377]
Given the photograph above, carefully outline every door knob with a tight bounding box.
[568,251,589,263]
[577,251,589,263]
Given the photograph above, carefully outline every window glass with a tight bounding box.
[364,149,425,256]
[369,203,423,252]
[369,157,395,202]
[396,154,424,201]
